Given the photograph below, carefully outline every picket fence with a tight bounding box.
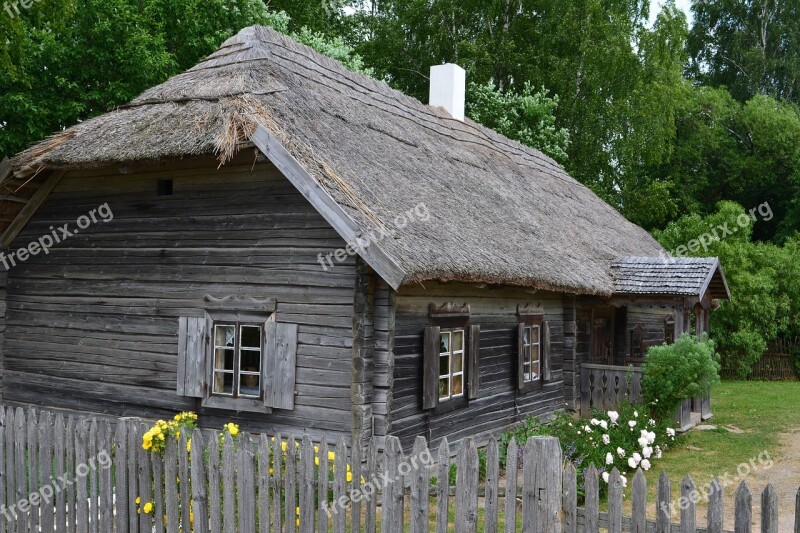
[0,406,796,532]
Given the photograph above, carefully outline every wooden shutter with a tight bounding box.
[542,321,552,382]
[422,326,440,410]
[266,322,298,410]
[517,323,526,390]
[467,324,480,400]
[177,315,210,398]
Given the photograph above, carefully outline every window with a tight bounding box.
[213,323,263,399]
[157,179,173,196]
[438,329,465,401]
[521,323,541,383]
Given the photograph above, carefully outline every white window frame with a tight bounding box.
[212,322,264,400]
[438,328,465,401]
[522,324,542,383]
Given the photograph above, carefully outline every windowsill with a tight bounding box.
[202,395,273,414]
[432,396,468,414]
[519,379,544,394]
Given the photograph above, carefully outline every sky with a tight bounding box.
[649,0,694,27]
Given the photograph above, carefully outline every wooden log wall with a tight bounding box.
[391,282,566,452]
[1,154,359,443]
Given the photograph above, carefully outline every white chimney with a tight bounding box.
[429,63,465,121]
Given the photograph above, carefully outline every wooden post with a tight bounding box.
[584,465,599,533]
[164,436,179,533]
[365,439,378,533]
[222,433,235,533]
[608,468,623,533]
[351,441,362,533]
[285,436,297,533]
[656,471,671,533]
[455,438,479,533]
[435,439,450,533]
[318,440,329,533]
[237,435,256,533]
[632,469,646,533]
[257,435,271,533]
[761,484,778,533]
[484,437,500,533]
[409,437,430,533]
[299,436,315,533]
[272,434,283,531]
[681,475,696,533]
[190,430,208,533]
[708,478,724,533]
[504,438,518,533]
[333,437,347,533]
[562,462,577,533]
[207,433,221,533]
[114,421,129,533]
[522,437,562,533]
[735,482,752,533]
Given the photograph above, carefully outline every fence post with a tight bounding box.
[708,478,724,533]
[584,465,599,533]
[318,440,329,533]
[484,437,500,533]
[435,439,450,533]
[632,469,646,533]
[761,484,778,533]
[409,436,430,533]
[190,430,208,533]
[795,486,799,533]
[503,438,518,533]
[455,438,479,533]
[680,475,696,533]
[299,436,315,533]
[521,436,562,533]
[656,471,671,533]
[608,468,623,533]
[562,462,577,533]
[735,481,752,533]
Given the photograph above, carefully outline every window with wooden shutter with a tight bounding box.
[424,303,474,411]
[177,315,211,398]
[266,321,298,410]
[422,325,440,410]
[517,315,543,392]
[467,324,480,399]
[542,321,552,382]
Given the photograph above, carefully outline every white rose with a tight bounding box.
[628,457,637,469]
[590,418,600,425]
[599,420,608,430]
[607,411,619,424]
[632,452,642,463]
[647,431,657,445]
[642,446,653,458]
[617,447,626,457]
[641,459,651,471]
[649,419,656,426]
[633,410,638,417]
[655,445,662,459]
[621,475,628,487]
[606,452,614,465]
[628,421,637,428]
[602,472,610,483]
[602,434,611,445]
[666,428,675,437]
[637,436,648,448]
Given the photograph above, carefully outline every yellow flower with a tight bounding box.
[143,502,153,514]
[328,451,335,461]
[296,519,300,526]
[346,472,353,482]
[314,445,319,453]
[269,467,274,475]
[295,507,300,516]
[136,497,141,505]
[281,441,288,452]
[190,511,194,524]
[174,414,181,421]
[186,439,192,453]
[315,457,320,466]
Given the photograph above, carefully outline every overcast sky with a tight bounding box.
[649,0,694,27]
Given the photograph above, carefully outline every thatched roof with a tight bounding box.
[6,25,695,295]
[612,257,730,300]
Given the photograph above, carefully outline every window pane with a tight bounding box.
[240,351,261,374]
[215,325,235,347]
[240,373,260,397]
[452,375,463,396]
[213,371,233,394]
[439,332,450,354]
[524,345,531,366]
[452,330,463,351]
[240,326,261,348]
[438,378,449,399]
[531,361,540,380]
[523,326,530,345]
[439,354,450,376]
[214,348,234,371]
[452,352,463,373]
[530,326,540,344]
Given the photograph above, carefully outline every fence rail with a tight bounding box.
[579,363,643,417]
[0,406,796,532]
[722,339,799,380]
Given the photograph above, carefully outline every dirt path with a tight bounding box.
[749,429,800,532]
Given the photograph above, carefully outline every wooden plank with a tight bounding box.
[656,471,672,533]
[257,435,271,533]
[299,436,315,533]
[522,437,561,533]
[735,482,752,533]
[88,419,99,533]
[584,464,599,533]
[467,324,480,399]
[562,462,577,533]
[422,326,440,410]
[222,433,235,533]
[237,435,256,533]
[99,421,113,533]
[484,437,499,533]
[178,433,191,532]
[190,430,208,533]
[13,409,26,533]
[285,436,297,533]
[164,436,179,533]
[317,440,329,533]
[0,410,6,533]
[152,443,165,533]
[39,412,54,533]
[455,438,479,533]
[272,434,283,531]
[632,468,646,533]
[365,439,378,533]
[138,426,152,533]
[504,438,518,533]
[410,437,430,533]
[74,421,88,533]
[114,421,128,533]
[273,322,299,410]
[761,484,777,533]
[681,475,696,533]
[350,440,362,533]
[608,468,623,533]
[127,423,138,533]
[207,432,221,533]
[27,409,38,533]
[251,125,407,290]
[1,171,66,248]
[794,486,799,533]
[5,407,16,533]
[333,437,347,533]
[382,437,397,533]
[708,478,724,533]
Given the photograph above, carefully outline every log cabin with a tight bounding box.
[0,26,729,451]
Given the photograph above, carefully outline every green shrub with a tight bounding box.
[642,334,720,419]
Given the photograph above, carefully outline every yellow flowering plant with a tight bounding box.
[142,412,198,453]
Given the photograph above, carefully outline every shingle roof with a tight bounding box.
[612,257,730,300]
[6,26,700,295]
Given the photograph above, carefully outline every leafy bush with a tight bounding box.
[642,334,720,419]
[498,402,676,496]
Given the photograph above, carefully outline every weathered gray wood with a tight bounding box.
[13,409,26,533]
[176,316,208,398]
[410,437,430,533]
[164,436,179,533]
[274,322,299,410]
[333,437,347,533]
[222,433,235,533]
[0,410,7,533]
[190,430,208,533]
[365,439,378,533]
[562,462,577,533]
[27,409,38,533]
[522,437,562,533]
[542,320,552,381]
[632,468,647,533]
[178,433,191,533]
[38,412,54,533]
[504,437,518,533]
[584,464,599,533]
[317,440,329,533]
[608,468,623,533]
[87,419,99,533]
[99,421,113,533]
[350,440,362,533]
[735,482,752,533]
[707,478,724,533]
[127,422,138,533]
[137,426,152,533]
[257,435,271,533]
[795,486,800,533]
[251,125,407,289]
[0,170,66,247]
[299,435,315,533]
[65,415,76,533]
[152,446,165,533]
[455,437,479,533]
[761,484,777,533]
[285,436,297,533]
[422,326,440,409]
[74,421,88,533]
[484,437,499,533]
[435,438,450,533]
[657,471,672,533]
[207,433,221,533]
[5,407,16,533]
[272,434,283,531]
[237,435,256,533]
[114,421,129,533]
[467,324,481,399]
[681,474,697,533]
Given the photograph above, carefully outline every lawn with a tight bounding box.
[631,380,800,524]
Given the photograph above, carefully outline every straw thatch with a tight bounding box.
[8,25,673,295]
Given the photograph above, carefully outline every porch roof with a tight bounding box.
[611,256,731,301]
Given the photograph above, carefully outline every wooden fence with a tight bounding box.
[0,406,797,532]
[579,363,643,417]
[721,339,799,381]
